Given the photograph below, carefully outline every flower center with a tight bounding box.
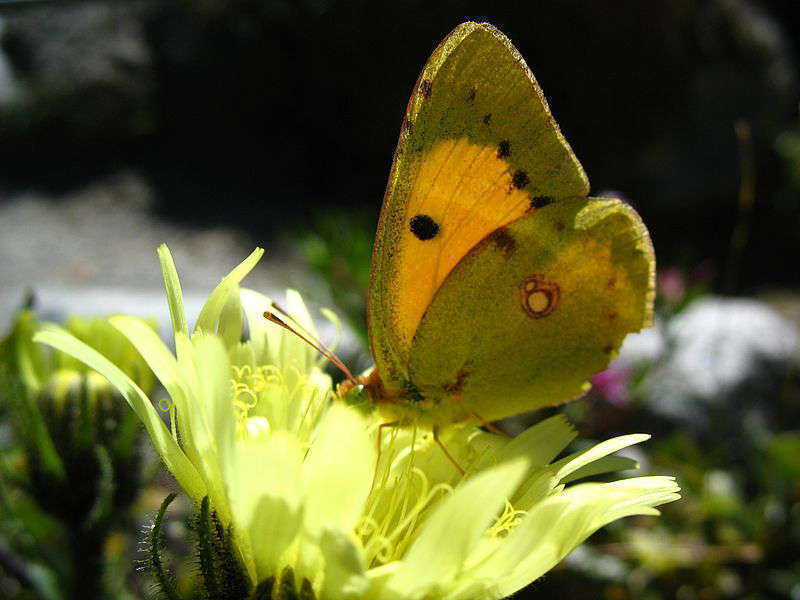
[357,427,528,568]
[229,363,329,444]
[358,429,454,568]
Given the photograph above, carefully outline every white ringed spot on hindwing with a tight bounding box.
[520,274,560,318]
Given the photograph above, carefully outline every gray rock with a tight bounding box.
[0,1,154,141]
[618,297,798,424]
[0,170,363,361]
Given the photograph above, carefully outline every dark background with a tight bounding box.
[1,0,799,292]
[1,1,800,599]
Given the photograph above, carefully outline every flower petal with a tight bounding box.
[240,288,272,365]
[319,529,369,600]
[486,415,578,509]
[493,414,576,468]
[109,316,203,473]
[303,404,374,535]
[283,289,318,373]
[378,459,529,599]
[560,455,639,484]
[174,333,235,520]
[195,247,264,334]
[33,326,206,500]
[225,431,305,584]
[473,476,679,598]
[218,289,244,351]
[552,434,651,482]
[157,244,188,339]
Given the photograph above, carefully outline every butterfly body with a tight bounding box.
[353,22,654,428]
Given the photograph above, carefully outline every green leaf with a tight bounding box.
[0,365,66,481]
[84,444,115,530]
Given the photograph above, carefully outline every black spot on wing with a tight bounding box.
[512,170,530,189]
[483,113,492,125]
[409,214,440,240]
[497,140,511,158]
[530,196,553,209]
[467,87,476,102]
[488,227,517,258]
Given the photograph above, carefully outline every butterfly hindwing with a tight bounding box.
[368,22,590,393]
[406,197,654,424]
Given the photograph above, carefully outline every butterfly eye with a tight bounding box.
[520,275,560,319]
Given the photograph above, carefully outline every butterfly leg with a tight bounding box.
[467,411,511,438]
[432,426,465,476]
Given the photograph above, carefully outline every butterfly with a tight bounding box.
[339,22,654,429]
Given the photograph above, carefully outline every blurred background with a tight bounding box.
[0,0,799,598]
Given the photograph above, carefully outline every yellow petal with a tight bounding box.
[379,459,529,599]
[34,326,206,501]
[303,404,374,535]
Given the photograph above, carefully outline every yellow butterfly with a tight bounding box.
[343,22,654,429]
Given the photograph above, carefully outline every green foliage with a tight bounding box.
[775,126,800,191]
[186,496,248,600]
[296,210,374,342]
[1,312,65,482]
[146,493,182,600]
[0,310,153,599]
[148,494,251,600]
[147,496,316,600]
[271,567,316,600]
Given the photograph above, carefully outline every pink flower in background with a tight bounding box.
[658,267,686,304]
[591,365,632,407]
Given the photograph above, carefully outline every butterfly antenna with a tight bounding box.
[270,301,327,345]
[272,301,359,380]
[262,309,358,386]
[270,301,350,372]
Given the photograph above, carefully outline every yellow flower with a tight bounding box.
[35,246,679,600]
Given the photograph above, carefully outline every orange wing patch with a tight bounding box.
[394,137,535,346]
